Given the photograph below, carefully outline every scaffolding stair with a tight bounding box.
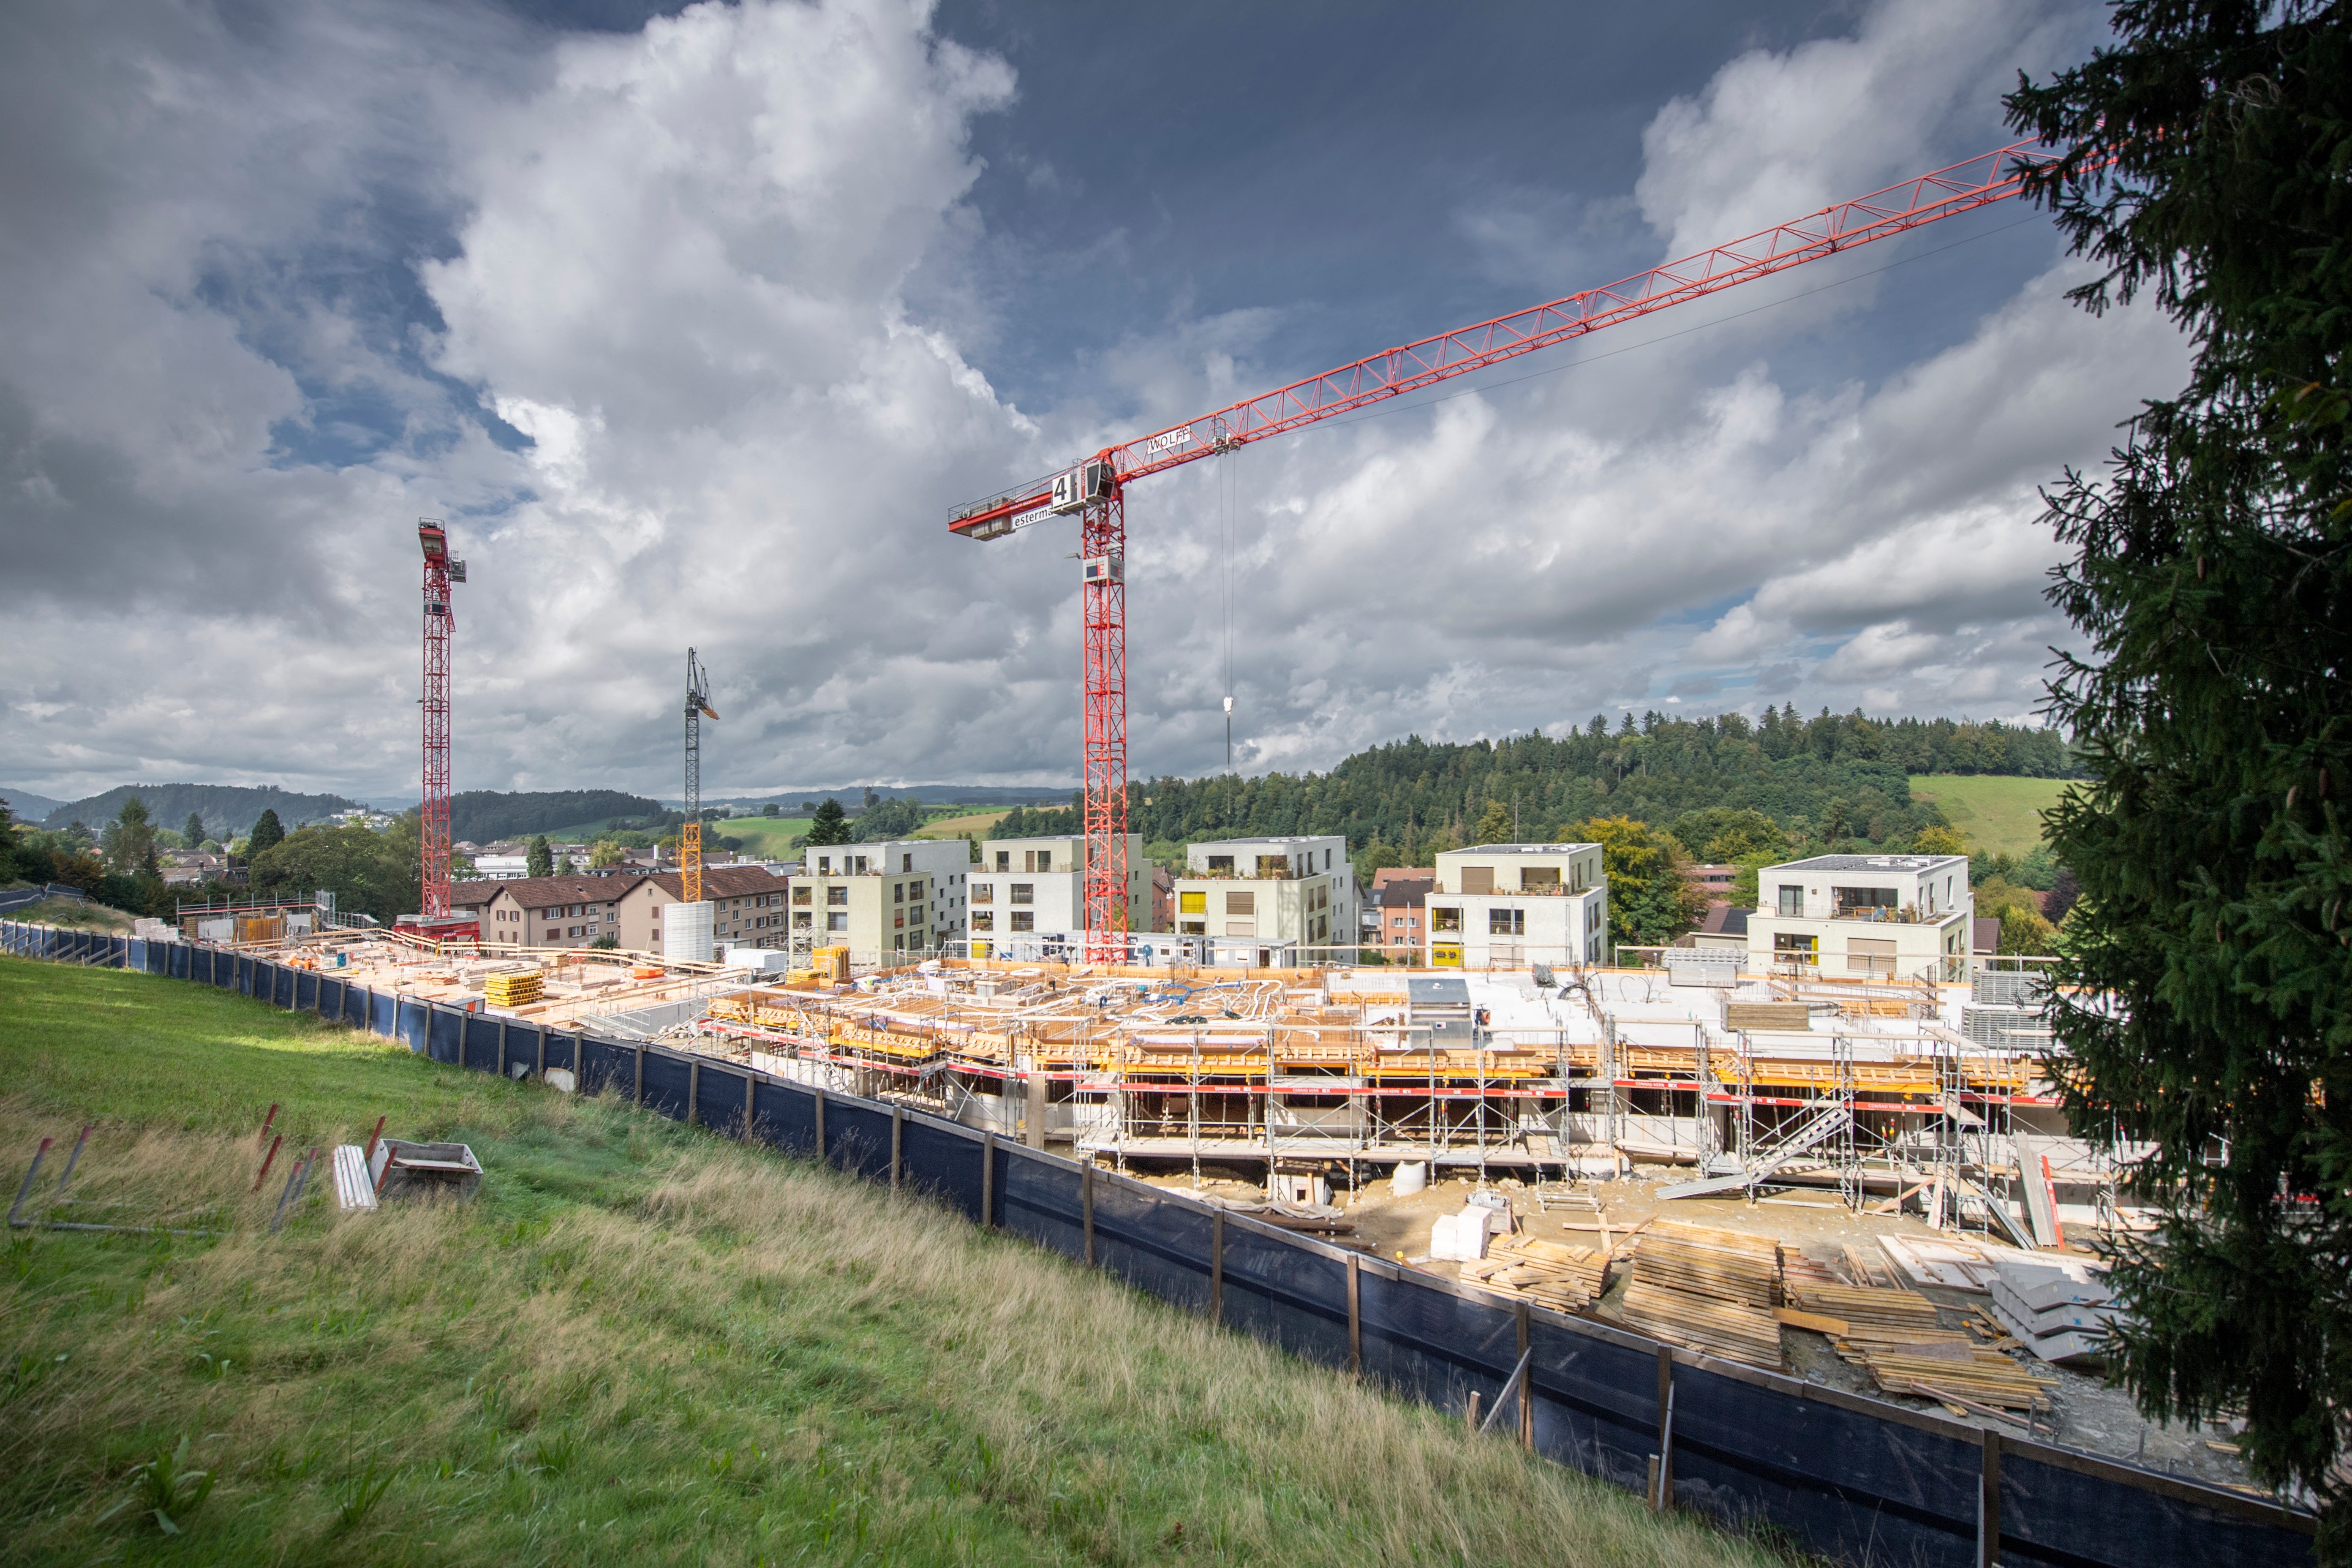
[1658,1104,1854,1200]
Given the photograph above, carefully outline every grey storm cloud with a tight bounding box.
[0,0,2185,801]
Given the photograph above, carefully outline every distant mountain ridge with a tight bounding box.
[449,790,667,842]
[0,788,68,822]
[37,784,362,838]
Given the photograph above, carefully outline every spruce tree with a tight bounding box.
[526,835,553,879]
[245,808,285,860]
[184,811,205,848]
[2009,0,2352,1538]
[806,798,852,846]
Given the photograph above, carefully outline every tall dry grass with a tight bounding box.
[0,1099,1777,1566]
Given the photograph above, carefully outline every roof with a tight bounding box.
[1973,916,2002,954]
[1192,835,1343,848]
[1407,977,1471,1007]
[449,879,505,908]
[1446,842,1599,855]
[1769,854,1967,874]
[1371,866,1436,888]
[1374,876,1433,906]
[482,872,652,909]
[1699,903,1750,936]
[633,866,793,901]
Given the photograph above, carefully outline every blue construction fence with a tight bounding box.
[0,919,2316,1568]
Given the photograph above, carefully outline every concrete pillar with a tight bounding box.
[1025,1070,1048,1150]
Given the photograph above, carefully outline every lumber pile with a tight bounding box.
[1462,1237,1611,1312]
[1838,1340,2057,1415]
[1622,1282,1784,1367]
[1788,1282,1946,1341]
[1841,1240,1901,1288]
[1631,1222,1783,1309]
[484,969,543,1007]
[1724,1000,1810,1032]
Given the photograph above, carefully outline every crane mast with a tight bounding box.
[417,520,463,922]
[682,648,719,906]
[946,139,2068,963]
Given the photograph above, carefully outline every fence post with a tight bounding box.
[814,1084,827,1162]
[745,1075,757,1138]
[634,1046,645,1107]
[1211,1210,1225,1323]
[688,1059,701,1126]
[1082,1160,1096,1266]
[535,1027,546,1078]
[980,1131,995,1226]
[1978,1429,2001,1568]
[1517,1300,1533,1448]
[1652,1346,1675,1511]
[890,1104,903,1190]
[1347,1252,1362,1375]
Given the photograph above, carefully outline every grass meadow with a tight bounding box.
[0,955,1779,1567]
[1908,774,2076,858]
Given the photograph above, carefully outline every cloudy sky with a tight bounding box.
[0,0,2188,805]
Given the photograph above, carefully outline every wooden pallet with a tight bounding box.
[1631,1221,1783,1309]
[1622,1281,1784,1367]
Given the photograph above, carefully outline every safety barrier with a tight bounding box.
[0,919,2315,1568]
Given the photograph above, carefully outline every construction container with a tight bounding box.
[484,969,544,1007]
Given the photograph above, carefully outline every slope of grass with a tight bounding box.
[0,956,1773,1567]
[1908,774,2074,858]
[710,816,814,858]
[914,809,1008,839]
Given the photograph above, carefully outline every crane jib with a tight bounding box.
[946,137,2065,537]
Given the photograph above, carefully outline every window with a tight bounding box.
[1026,849,1052,872]
[902,854,913,873]
[827,887,848,906]
[908,879,924,899]
[817,856,832,873]
[793,911,812,929]
[1225,889,1254,915]
[893,883,904,904]
[1256,855,1287,877]
[996,851,1011,871]
[1773,932,1818,962]
[1432,906,1462,933]
[1324,849,1332,870]
[1180,920,1206,935]
[1207,855,1233,873]
[1832,886,1898,919]
[895,912,904,929]
[1520,866,1559,891]
[852,856,868,873]
[792,886,811,905]
[1460,866,1494,894]
[828,912,848,931]
[1849,937,1897,976]
[971,911,994,931]
[1489,908,1525,935]
[1010,884,1034,905]
[1180,891,1205,914]
[972,883,993,904]
[1778,886,1803,917]
[1225,920,1255,937]
[1010,911,1035,932]
[909,906,924,923]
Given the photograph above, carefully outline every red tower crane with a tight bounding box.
[403,518,474,945]
[948,140,2063,963]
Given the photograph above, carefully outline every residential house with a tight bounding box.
[1424,844,1607,970]
[1682,863,1737,899]
[1745,853,1973,981]
[788,840,969,963]
[964,834,1152,956]
[158,851,231,887]
[477,874,651,949]
[612,866,795,955]
[1367,868,1435,963]
[1169,836,1356,961]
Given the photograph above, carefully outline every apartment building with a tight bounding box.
[964,834,1152,954]
[1745,853,1972,981]
[787,839,969,962]
[478,873,650,948]
[1367,868,1435,962]
[1425,843,1607,970]
[1169,836,1356,958]
[614,867,795,955]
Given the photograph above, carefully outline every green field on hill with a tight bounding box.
[1908,774,2076,858]
[0,956,1767,1567]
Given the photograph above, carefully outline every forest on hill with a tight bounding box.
[34,784,359,839]
[992,708,2075,858]
[448,789,666,842]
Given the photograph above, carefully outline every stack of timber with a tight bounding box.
[1462,1238,1611,1312]
[1632,1222,1783,1308]
[1785,1282,1960,1345]
[1840,1240,1901,1289]
[1619,1223,1786,1367]
[1724,1000,1811,1032]
[484,969,543,1007]
[1839,1341,2056,1416]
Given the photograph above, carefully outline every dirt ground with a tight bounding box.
[1126,1159,2262,1495]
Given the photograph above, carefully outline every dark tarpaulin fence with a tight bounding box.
[0,920,2318,1568]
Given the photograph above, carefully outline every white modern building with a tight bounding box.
[1745,852,1973,981]
[1424,843,1608,970]
[964,833,1152,957]
[790,839,971,961]
[1169,836,1356,962]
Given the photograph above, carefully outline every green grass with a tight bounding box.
[715,816,814,858]
[0,956,1771,1567]
[1908,774,2077,858]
